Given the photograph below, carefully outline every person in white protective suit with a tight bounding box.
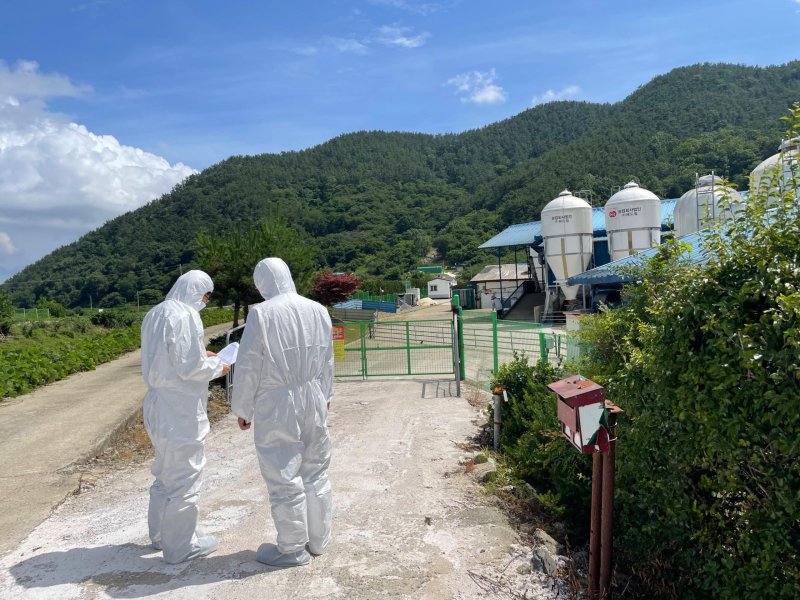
[140,270,231,564]
[232,257,333,568]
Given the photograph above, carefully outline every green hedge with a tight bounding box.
[576,106,800,599]
[490,355,592,530]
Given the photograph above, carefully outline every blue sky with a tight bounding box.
[1,0,799,283]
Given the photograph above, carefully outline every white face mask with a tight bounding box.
[195,291,211,311]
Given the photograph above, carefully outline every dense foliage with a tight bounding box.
[0,318,140,399]
[0,306,233,399]
[196,219,314,326]
[574,106,800,598]
[490,355,591,528]
[0,291,13,333]
[4,62,800,308]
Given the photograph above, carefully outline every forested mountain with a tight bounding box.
[4,61,800,308]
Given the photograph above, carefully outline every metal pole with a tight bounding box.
[405,320,412,375]
[491,309,498,375]
[599,412,618,600]
[589,452,603,600]
[492,393,502,451]
[452,312,461,397]
[497,248,504,310]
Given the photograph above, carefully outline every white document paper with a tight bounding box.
[217,342,239,365]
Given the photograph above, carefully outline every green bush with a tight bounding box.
[490,354,591,530]
[576,104,800,599]
[0,324,140,399]
[90,309,142,329]
[35,298,67,318]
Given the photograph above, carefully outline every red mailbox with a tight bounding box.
[548,375,610,454]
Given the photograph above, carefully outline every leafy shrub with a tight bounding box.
[576,103,800,599]
[98,292,126,308]
[90,309,142,329]
[0,324,140,399]
[35,298,68,318]
[490,353,591,531]
[137,288,163,304]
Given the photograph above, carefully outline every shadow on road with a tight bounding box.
[9,544,268,597]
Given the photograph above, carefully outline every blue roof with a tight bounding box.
[479,199,678,249]
[479,221,543,248]
[566,229,709,286]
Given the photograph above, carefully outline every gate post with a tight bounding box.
[492,309,498,375]
[538,332,548,364]
[360,321,368,379]
[405,320,412,375]
[457,308,465,381]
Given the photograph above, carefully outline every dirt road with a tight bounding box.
[0,378,565,599]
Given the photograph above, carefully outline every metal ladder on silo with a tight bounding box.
[695,171,716,231]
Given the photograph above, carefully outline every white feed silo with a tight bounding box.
[604,181,661,261]
[541,190,593,301]
[750,137,799,200]
[674,174,745,238]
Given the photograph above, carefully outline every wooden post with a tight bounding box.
[588,451,603,600]
[599,411,618,599]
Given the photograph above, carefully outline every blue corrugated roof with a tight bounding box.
[479,199,678,249]
[566,229,709,286]
[479,221,543,248]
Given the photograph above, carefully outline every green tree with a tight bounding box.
[196,219,316,326]
[35,297,67,318]
[0,290,14,334]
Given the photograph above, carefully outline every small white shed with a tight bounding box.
[427,277,454,300]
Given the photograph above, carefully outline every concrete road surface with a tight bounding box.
[0,323,233,557]
[0,378,563,599]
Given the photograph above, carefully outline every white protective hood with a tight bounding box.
[166,270,214,311]
[254,257,297,300]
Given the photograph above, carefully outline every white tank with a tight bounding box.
[541,190,593,301]
[674,175,745,238]
[750,137,799,200]
[604,181,661,261]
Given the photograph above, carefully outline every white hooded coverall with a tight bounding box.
[232,258,334,556]
[140,270,224,563]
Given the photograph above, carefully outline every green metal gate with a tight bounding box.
[334,319,455,378]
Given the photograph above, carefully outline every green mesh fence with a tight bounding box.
[334,319,455,378]
[460,310,580,388]
[333,312,582,388]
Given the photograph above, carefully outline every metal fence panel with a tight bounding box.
[335,319,455,378]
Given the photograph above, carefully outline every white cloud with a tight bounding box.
[375,25,430,48]
[0,232,16,255]
[324,36,369,55]
[446,69,507,105]
[0,60,196,278]
[0,59,90,101]
[531,85,581,105]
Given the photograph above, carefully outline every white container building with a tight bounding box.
[541,190,593,301]
[674,174,744,238]
[604,181,661,260]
